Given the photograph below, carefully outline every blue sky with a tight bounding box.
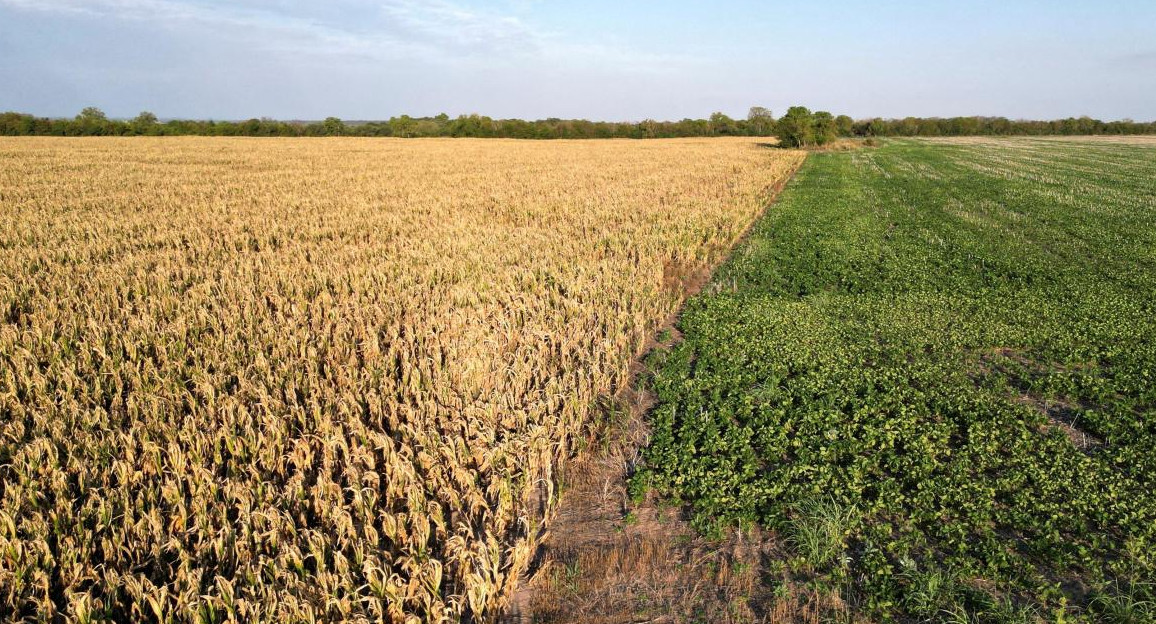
[1,0,1153,121]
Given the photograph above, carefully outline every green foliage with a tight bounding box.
[710,111,737,135]
[0,108,803,139]
[852,115,1156,137]
[3,109,1154,139]
[747,106,775,136]
[322,116,346,136]
[131,111,158,135]
[777,106,815,147]
[1089,582,1155,623]
[898,561,960,618]
[812,111,837,145]
[785,498,856,569]
[74,106,110,135]
[76,106,107,122]
[776,107,840,148]
[632,139,1156,622]
[835,114,854,137]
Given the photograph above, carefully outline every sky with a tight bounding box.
[1,0,1154,122]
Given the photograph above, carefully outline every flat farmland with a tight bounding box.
[0,137,803,622]
[632,138,1156,622]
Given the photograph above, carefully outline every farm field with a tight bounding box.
[631,138,1156,622]
[0,137,803,622]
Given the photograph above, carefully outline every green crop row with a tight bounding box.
[632,138,1156,622]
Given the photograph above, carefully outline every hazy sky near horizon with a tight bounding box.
[1,0,1154,121]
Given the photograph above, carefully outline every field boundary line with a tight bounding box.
[503,150,807,623]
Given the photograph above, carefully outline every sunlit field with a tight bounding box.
[633,137,1156,622]
[0,137,803,623]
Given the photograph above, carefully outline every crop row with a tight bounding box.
[633,138,1156,622]
[0,137,803,622]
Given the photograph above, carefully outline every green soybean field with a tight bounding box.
[631,138,1156,622]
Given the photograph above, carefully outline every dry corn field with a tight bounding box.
[0,137,802,623]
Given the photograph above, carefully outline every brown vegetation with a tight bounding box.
[0,137,802,622]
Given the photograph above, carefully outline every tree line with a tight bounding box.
[0,107,778,139]
[850,115,1156,137]
[2,106,1152,141]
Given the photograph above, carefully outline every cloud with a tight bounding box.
[0,0,694,73]
[0,0,709,119]
[0,0,542,64]
[377,0,540,56]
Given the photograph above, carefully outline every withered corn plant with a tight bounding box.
[0,137,802,623]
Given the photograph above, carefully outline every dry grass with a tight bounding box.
[509,393,841,624]
[808,138,875,152]
[0,137,803,622]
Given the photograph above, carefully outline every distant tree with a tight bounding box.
[777,106,815,147]
[75,107,109,135]
[390,115,416,138]
[449,114,488,138]
[813,111,837,145]
[322,116,346,136]
[1074,115,1101,135]
[2,107,1150,140]
[747,106,775,136]
[496,118,533,139]
[77,107,107,123]
[894,117,917,136]
[1,112,37,135]
[678,118,710,137]
[131,111,158,135]
[709,111,736,135]
[835,114,853,137]
[989,117,1013,135]
[412,119,441,137]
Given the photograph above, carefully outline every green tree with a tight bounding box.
[747,106,774,136]
[777,106,815,148]
[131,111,158,135]
[449,114,488,138]
[390,115,416,138]
[1,112,37,136]
[638,119,661,138]
[77,106,107,122]
[835,114,853,137]
[709,111,736,135]
[322,116,346,136]
[813,111,837,146]
[240,118,263,135]
[412,119,441,137]
[75,107,109,135]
